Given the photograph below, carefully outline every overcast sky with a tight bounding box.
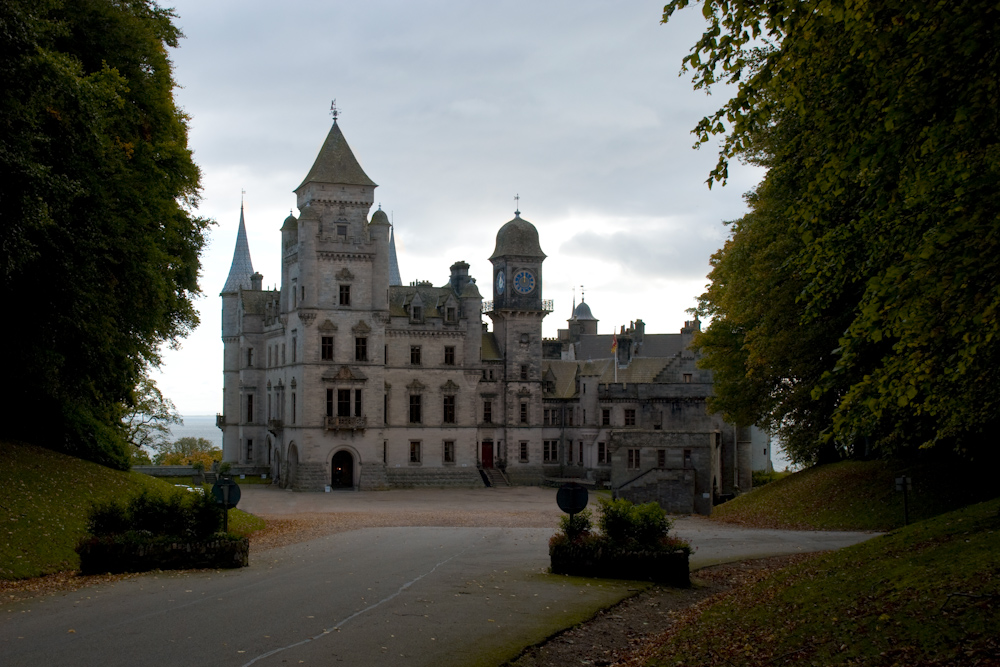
[151,0,764,416]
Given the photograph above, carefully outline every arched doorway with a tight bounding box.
[331,450,354,489]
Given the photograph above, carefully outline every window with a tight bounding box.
[410,441,421,463]
[568,441,573,462]
[268,393,271,420]
[446,307,456,322]
[355,337,368,361]
[598,442,607,464]
[292,392,296,423]
[444,346,455,365]
[247,348,254,367]
[355,389,362,417]
[443,441,455,463]
[410,346,421,365]
[247,394,254,423]
[443,395,456,423]
[292,333,297,362]
[683,373,692,383]
[483,400,492,424]
[384,393,388,424]
[301,286,305,302]
[292,279,297,307]
[602,409,610,426]
[338,389,351,416]
[411,305,422,322]
[520,364,528,380]
[326,389,334,417]
[579,441,583,464]
[627,448,640,469]
[684,449,692,467]
[282,343,286,365]
[583,409,586,424]
[337,224,347,237]
[519,441,528,462]
[566,410,574,426]
[657,449,666,468]
[246,439,253,461]
[321,336,334,361]
[409,394,422,423]
[624,409,636,427]
[520,402,528,424]
[543,440,558,463]
[543,409,550,426]
[340,284,351,306]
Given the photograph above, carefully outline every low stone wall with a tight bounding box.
[359,462,390,491]
[618,468,698,515]
[77,535,249,575]
[386,467,483,488]
[292,462,328,491]
[504,465,546,486]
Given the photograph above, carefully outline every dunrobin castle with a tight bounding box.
[219,119,770,515]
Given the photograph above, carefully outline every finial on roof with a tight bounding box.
[580,284,586,301]
[330,99,339,123]
[514,193,520,217]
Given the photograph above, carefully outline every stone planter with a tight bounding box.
[550,545,690,587]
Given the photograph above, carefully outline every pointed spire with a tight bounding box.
[388,226,402,287]
[296,122,376,191]
[222,203,255,293]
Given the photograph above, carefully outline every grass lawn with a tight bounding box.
[712,459,988,531]
[0,441,265,580]
[643,498,1000,666]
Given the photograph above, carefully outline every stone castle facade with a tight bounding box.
[219,120,768,514]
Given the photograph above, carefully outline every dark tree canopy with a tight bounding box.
[666,0,1000,463]
[0,0,209,468]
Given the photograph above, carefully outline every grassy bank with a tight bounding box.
[0,441,265,580]
[641,498,1000,666]
[712,459,988,531]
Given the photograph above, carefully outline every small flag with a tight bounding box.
[611,333,618,353]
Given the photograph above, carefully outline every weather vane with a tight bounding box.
[580,285,585,301]
[330,99,340,123]
[514,193,520,216]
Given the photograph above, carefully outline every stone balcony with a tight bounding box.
[216,413,225,429]
[325,415,367,432]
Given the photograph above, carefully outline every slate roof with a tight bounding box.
[541,360,580,398]
[481,333,501,360]
[296,122,376,190]
[240,290,279,315]
[595,357,672,384]
[490,214,546,259]
[222,206,255,293]
[572,300,597,321]
[388,227,402,286]
[575,333,687,361]
[388,284,458,318]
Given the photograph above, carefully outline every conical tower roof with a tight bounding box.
[222,204,255,293]
[388,227,402,286]
[296,121,376,191]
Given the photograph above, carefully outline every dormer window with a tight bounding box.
[446,307,456,322]
[411,305,422,322]
[337,224,347,237]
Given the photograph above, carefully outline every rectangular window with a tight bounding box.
[684,449,692,467]
[411,305,422,321]
[443,440,455,463]
[446,307,456,322]
[338,389,351,417]
[340,285,351,306]
[657,449,666,468]
[602,408,610,426]
[568,441,574,462]
[409,394,422,423]
[246,439,253,461]
[384,345,388,364]
[624,409,636,427]
[292,392,296,423]
[355,389,362,417]
[579,441,583,464]
[267,346,272,367]
[410,441,421,463]
[519,441,528,462]
[337,224,347,237]
[627,448,640,469]
[566,410,574,426]
[356,337,368,361]
[292,333,297,363]
[543,409,550,426]
[443,395,456,424]
[683,373,692,383]
[410,345,421,365]
[384,393,388,425]
[543,440,558,463]
[321,336,334,361]
[598,442,607,464]
[483,400,492,424]
[247,394,254,423]
[247,348,254,367]
[444,346,455,365]
[520,364,528,380]
[582,409,586,424]
[326,389,334,417]
[282,343,286,365]
[520,402,528,424]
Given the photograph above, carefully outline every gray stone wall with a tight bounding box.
[385,467,482,488]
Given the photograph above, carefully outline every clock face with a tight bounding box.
[496,271,505,295]
[513,269,535,294]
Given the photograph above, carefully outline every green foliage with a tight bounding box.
[0,0,210,469]
[0,440,263,580]
[648,499,1000,666]
[750,469,789,488]
[87,488,221,540]
[670,0,1000,463]
[597,497,673,549]
[121,375,181,461]
[152,437,221,466]
[558,508,593,540]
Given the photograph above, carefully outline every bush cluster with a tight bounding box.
[550,497,690,556]
[86,489,221,541]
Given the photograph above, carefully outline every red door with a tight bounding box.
[482,442,494,469]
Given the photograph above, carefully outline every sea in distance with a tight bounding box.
[166,415,222,450]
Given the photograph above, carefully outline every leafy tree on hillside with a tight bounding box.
[121,375,181,456]
[665,0,1000,463]
[153,437,221,467]
[0,0,210,469]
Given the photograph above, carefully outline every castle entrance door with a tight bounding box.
[331,450,354,489]
[481,441,494,469]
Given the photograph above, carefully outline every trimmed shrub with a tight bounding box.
[597,497,673,548]
[558,508,593,540]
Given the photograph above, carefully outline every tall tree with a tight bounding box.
[0,0,209,468]
[669,0,1000,462]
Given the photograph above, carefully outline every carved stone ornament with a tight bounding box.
[322,365,368,383]
[352,320,371,334]
[441,379,460,393]
[407,379,426,392]
[299,311,317,327]
[336,267,355,281]
[518,386,532,397]
[318,319,338,332]
[372,312,391,325]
